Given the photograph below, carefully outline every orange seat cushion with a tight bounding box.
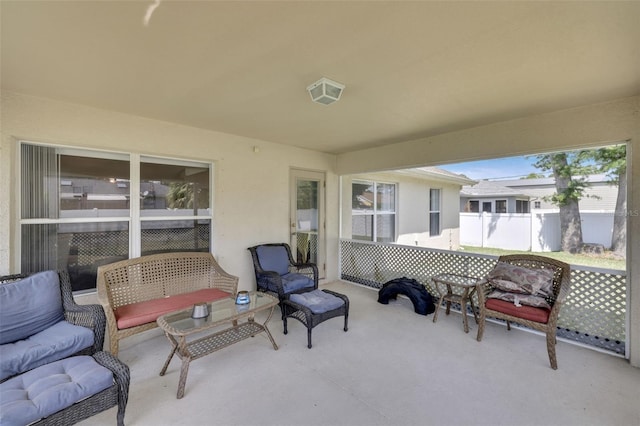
[485,298,551,324]
[114,289,230,329]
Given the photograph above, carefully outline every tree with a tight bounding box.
[586,145,627,258]
[166,181,208,251]
[532,153,586,253]
[167,182,207,210]
[521,172,547,179]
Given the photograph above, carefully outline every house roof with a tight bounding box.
[2,2,639,155]
[494,174,612,188]
[461,180,530,198]
[393,167,476,186]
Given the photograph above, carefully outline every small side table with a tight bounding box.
[432,273,479,333]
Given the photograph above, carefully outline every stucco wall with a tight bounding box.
[0,91,339,287]
[340,172,462,250]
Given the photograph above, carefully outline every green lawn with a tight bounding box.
[459,246,626,271]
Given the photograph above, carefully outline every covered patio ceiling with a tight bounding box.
[2,1,639,155]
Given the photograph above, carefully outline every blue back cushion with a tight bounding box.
[256,246,290,276]
[0,271,64,344]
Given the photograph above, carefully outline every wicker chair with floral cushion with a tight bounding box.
[476,254,571,369]
[247,243,318,306]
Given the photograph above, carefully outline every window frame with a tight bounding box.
[17,141,214,291]
[351,179,397,243]
[467,200,480,213]
[516,199,530,213]
[429,188,441,237]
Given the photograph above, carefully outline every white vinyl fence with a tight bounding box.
[460,210,616,251]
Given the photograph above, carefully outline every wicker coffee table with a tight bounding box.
[157,291,279,398]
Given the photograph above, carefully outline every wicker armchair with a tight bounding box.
[248,243,318,304]
[476,254,571,369]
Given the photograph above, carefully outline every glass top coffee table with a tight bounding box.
[157,291,279,398]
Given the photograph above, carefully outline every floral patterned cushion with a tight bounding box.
[486,261,555,297]
[487,290,551,309]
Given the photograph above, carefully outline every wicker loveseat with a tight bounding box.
[0,271,129,426]
[97,252,238,355]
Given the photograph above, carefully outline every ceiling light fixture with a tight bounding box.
[306,77,345,106]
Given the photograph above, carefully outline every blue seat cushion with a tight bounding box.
[290,290,345,314]
[0,270,64,345]
[256,245,290,276]
[0,355,113,426]
[282,273,315,293]
[0,321,95,381]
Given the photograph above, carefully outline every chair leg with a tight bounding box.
[343,313,349,332]
[506,320,511,331]
[110,335,119,356]
[546,329,558,370]
[476,311,485,342]
[307,328,312,349]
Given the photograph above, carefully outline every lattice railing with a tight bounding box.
[340,239,626,355]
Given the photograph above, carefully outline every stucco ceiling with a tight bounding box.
[2,1,639,154]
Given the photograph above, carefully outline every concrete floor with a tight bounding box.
[80,281,640,426]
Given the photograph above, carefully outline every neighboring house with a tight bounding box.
[496,174,619,210]
[460,174,619,212]
[342,167,475,251]
[458,174,621,251]
[460,180,531,213]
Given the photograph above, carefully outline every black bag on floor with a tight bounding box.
[377,277,436,315]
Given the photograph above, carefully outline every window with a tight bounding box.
[482,202,492,213]
[352,180,396,243]
[534,201,541,209]
[19,142,212,291]
[495,200,507,213]
[429,188,441,236]
[516,199,530,213]
[467,200,479,213]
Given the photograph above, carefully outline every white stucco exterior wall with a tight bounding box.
[340,172,463,250]
[0,91,340,288]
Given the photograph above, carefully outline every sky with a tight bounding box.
[439,155,542,180]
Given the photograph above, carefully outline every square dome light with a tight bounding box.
[306,77,345,105]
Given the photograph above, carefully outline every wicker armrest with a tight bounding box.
[64,304,107,353]
[58,270,107,353]
[0,273,28,283]
[93,351,130,426]
[474,278,493,302]
[292,262,318,277]
[292,261,316,270]
[257,271,286,294]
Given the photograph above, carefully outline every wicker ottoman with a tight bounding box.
[282,289,349,348]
